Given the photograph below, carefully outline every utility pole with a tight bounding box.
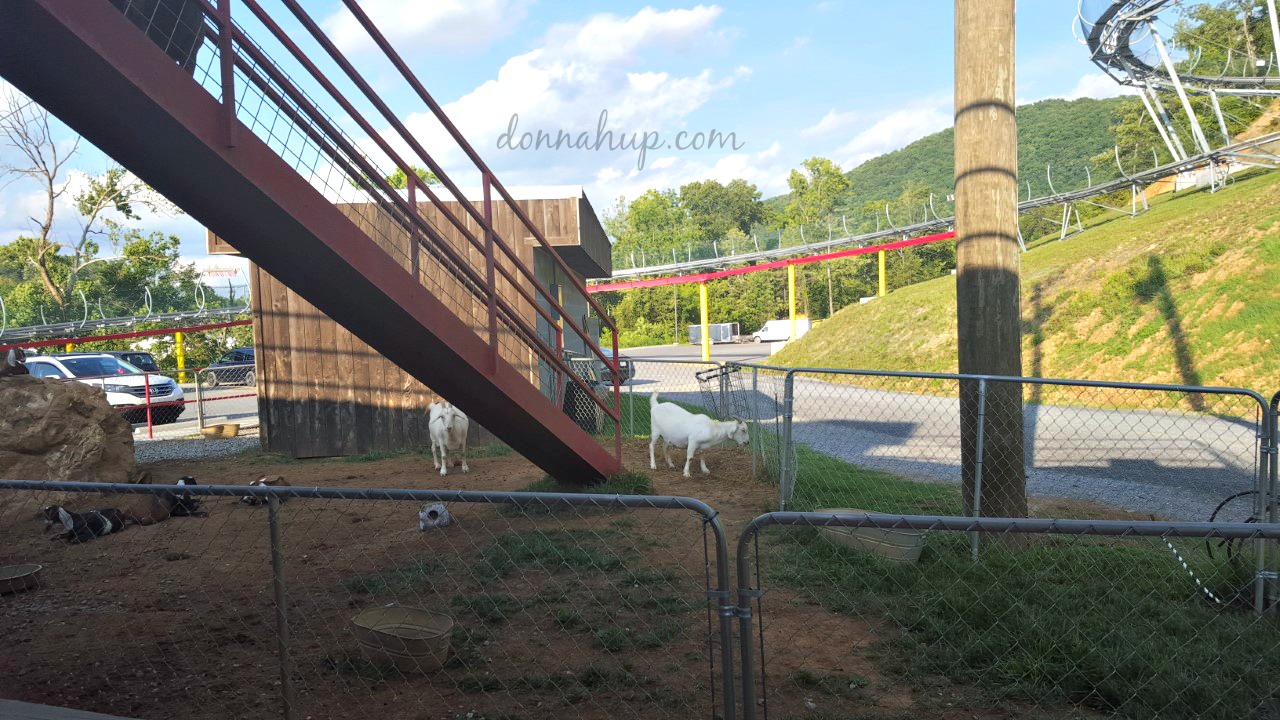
[955,0,1026,521]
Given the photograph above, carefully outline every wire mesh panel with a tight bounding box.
[737,513,1280,720]
[736,366,1268,522]
[0,482,732,720]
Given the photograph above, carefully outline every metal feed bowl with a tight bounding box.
[0,564,43,594]
[351,606,453,673]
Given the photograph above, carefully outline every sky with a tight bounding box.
[0,1,1138,282]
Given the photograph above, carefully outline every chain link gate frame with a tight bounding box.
[734,512,1280,720]
[0,480,741,720]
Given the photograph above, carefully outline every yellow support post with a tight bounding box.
[175,331,187,384]
[878,249,887,297]
[65,342,74,352]
[787,264,797,340]
[698,281,711,362]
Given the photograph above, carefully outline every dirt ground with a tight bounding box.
[0,440,1073,720]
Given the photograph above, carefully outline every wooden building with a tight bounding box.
[208,186,611,458]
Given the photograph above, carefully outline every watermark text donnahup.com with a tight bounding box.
[496,110,744,171]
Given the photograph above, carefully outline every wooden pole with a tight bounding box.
[955,0,1026,520]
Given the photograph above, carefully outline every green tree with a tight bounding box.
[785,157,851,228]
[0,90,179,314]
[386,165,440,189]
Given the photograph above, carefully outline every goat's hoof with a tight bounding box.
[462,465,470,473]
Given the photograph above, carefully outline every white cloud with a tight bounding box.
[586,141,792,207]
[785,36,810,55]
[370,5,737,182]
[801,109,862,137]
[322,0,532,55]
[1064,73,1139,100]
[834,99,952,168]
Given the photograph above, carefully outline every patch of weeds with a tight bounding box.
[341,558,450,597]
[790,669,869,698]
[473,443,514,458]
[479,529,624,579]
[616,567,679,586]
[458,673,504,693]
[554,608,585,630]
[594,627,630,652]
[450,594,525,624]
[633,621,683,649]
[342,448,418,463]
[611,517,636,529]
[444,625,492,669]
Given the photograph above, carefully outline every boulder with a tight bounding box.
[0,375,135,484]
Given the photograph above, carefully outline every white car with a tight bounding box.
[25,353,185,424]
[751,318,811,343]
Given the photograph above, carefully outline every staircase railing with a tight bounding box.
[114,0,621,463]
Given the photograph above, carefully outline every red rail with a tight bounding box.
[587,231,958,294]
[0,319,252,352]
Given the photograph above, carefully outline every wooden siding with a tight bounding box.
[245,195,604,458]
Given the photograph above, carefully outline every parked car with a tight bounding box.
[201,347,255,387]
[597,347,635,384]
[101,350,160,373]
[25,353,185,424]
[751,318,811,343]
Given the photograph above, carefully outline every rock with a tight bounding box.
[0,375,135,484]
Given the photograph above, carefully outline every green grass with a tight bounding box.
[773,170,1280,408]
[789,669,869,699]
[478,529,626,580]
[762,444,1280,718]
[450,593,527,624]
[770,529,1276,719]
[341,558,452,597]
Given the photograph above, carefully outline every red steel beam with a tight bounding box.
[587,231,957,294]
[0,0,618,479]
[0,319,252,353]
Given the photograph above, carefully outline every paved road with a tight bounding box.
[626,357,1265,521]
[131,385,259,440]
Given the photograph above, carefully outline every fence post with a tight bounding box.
[268,495,298,720]
[780,371,795,510]
[195,371,206,430]
[750,366,758,481]
[970,378,988,562]
[144,372,154,441]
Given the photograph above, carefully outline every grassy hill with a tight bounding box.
[766,96,1126,213]
[772,169,1280,396]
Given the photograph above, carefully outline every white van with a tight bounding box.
[751,318,811,343]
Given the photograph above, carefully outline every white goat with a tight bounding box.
[649,392,749,477]
[429,401,469,476]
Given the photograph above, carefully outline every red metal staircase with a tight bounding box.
[0,0,621,480]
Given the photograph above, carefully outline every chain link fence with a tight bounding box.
[730,364,1271,525]
[0,481,735,720]
[735,512,1280,720]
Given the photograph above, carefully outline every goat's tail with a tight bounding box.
[650,391,659,408]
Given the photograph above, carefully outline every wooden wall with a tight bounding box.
[238,194,607,458]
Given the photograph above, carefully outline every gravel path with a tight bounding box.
[134,432,260,464]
